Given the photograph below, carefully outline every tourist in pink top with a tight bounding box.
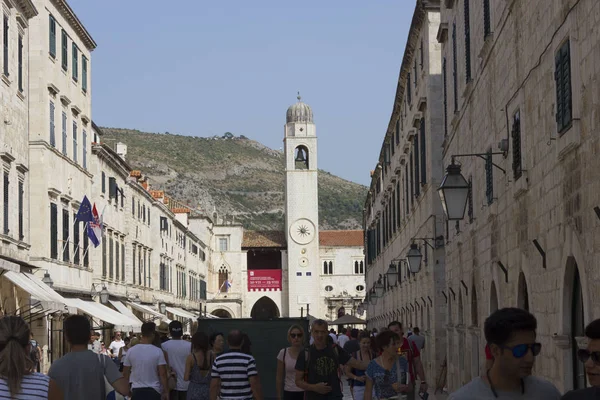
[276,325,306,400]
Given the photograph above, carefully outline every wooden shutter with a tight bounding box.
[483,0,491,38]
[464,0,471,81]
[3,172,8,234]
[50,101,56,147]
[50,203,58,259]
[121,243,125,282]
[485,150,493,205]
[73,213,79,264]
[49,16,56,57]
[62,209,69,262]
[61,29,67,70]
[18,180,23,240]
[414,137,420,198]
[511,111,522,180]
[420,118,426,184]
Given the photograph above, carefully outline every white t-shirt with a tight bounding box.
[109,339,125,356]
[162,339,191,391]
[338,335,350,348]
[124,343,167,393]
[329,333,338,344]
[277,348,303,392]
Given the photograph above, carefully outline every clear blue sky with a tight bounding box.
[69,0,413,186]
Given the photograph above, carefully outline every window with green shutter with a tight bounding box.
[18,180,23,240]
[82,130,87,169]
[3,171,8,235]
[72,43,78,81]
[464,0,472,82]
[50,101,56,147]
[485,149,493,205]
[82,56,88,92]
[73,212,79,264]
[3,14,9,77]
[18,34,22,92]
[409,152,414,206]
[483,0,491,38]
[555,39,572,134]
[61,29,67,71]
[420,118,427,184]
[109,235,114,278]
[452,22,458,112]
[62,208,69,262]
[49,15,56,57]
[414,136,420,198]
[121,243,125,282]
[83,224,89,267]
[62,111,67,155]
[115,240,119,280]
[50,203,58,259]
[72,121,77,163]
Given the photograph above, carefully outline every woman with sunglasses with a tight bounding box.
[346,332,376,400]
[364,330,411,400]
[449,308,561,399]
[562,318,600,399]
[276,325,305,400]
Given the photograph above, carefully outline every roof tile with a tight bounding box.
[242,231,287,248]
[319,230,364,247]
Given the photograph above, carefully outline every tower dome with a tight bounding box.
[286,93,313,124]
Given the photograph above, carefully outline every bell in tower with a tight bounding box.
[294,146,309,170]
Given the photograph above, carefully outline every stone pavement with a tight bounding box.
[341,382,449,399]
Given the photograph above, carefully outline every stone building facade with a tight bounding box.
[364,0,446,386]
[366,0,600,393]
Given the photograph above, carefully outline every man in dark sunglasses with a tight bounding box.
[562,318,600,399]
[449,308,560,399]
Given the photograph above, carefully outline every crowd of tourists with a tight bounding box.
[0,308,599,399]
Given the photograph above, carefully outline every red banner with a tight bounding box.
[248,269,282,291]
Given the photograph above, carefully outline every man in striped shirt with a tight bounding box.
[210,330,263,400]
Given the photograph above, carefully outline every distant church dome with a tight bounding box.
[286,93,313,124]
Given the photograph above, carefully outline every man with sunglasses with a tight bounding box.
[562,318,600,399]
[449,308,560,399]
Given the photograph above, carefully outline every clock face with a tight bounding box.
[299,257,309,267]
[289,218,316,245]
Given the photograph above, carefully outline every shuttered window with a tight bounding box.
[442,58,448,137]
[72,121,77,163]
[73,212,79,265]
[407,73,412,105]
[83,224,89,267]
[102,231,106,277]
[62,111,67,155]
[82,130,87,169]
[132,245,136,285]
[409,152,414,207]
[101,171,105,193]
[50,101,56,147]
[82,56,88,92]
[396,182,401,226]
[405,166,409,215]
[72,43,78,81]
[483,0,491,38]
[18,180,23,240]
[3,171,8,235]
[61,29,67,71]
[414,136,420,198]
[17,34,22,92]
[420,118,427,184]
[452,23,458,112]
[50,203,58,259]
[485,150,493,205]
[395,120,400,145]
[115,239,120,280]
[3,15,8,77]
[49,15,56,57]
[62,209,69,262]
[121,243,125,282]
[555,40,572,134]
[512,110,522,180]
[464,0,472,82]
[109,235,114,278]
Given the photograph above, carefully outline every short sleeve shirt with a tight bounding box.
[365,357,409,400]
[448,376,562,399]
[398,338,419,382]
[295,345,351,400]
[48,350,122,400]
[212,351,258,399]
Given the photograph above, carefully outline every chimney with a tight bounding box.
[116,142,127,160]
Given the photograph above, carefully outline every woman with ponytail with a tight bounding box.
[0,315,62,399]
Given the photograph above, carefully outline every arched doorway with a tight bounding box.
[571,264,586,389]
[490,282,499,313]
[251,296,280,320]
[517,272,529,311]
[212,309,232,318]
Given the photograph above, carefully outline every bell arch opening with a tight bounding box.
[211,309,232,318]
[250,296,280,320]
[294,146,309,170]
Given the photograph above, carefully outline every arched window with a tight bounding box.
[294,146,309,170]
[322,261,333,275]
[218,266,228,292]
[354,261,359,274]
[360,261,364,273]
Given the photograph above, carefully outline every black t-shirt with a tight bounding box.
[295,345,352,400]
[343,339,360,355]
[561,387,600,400]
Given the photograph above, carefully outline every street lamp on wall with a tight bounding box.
[369,289,378,305]
[41,271,54,288]
[386,263,398,286]
[406,243,423,274]
[91,284,110,305]
[374,275,384,298]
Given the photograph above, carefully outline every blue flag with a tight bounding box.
[75,196,93,224]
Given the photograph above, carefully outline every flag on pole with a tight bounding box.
[87,204,103,248]
[225,279,232,292]
[75,195,93,223]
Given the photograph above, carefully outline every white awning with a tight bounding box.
[109,300,144,326]
[166,306,198,320]
[127,301,170,323]
[2,270,67,313]
[65,298,142,332]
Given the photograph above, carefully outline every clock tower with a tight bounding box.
[284,94,321,318]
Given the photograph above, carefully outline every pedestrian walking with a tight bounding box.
[89,331,101,354]
[109,331,126,364]
[29,333,42,373]
[117,336,131,372]
[0,315,62,399]
[210,330,263,400]
[343,329,360,354]
[276,325,305,400]
[48,314,130,399]
[162,321,192,400]
[123,321,169,400]
[184,332,212,400]
[407,327,424,351]
[387,321,427,399]
[209,332,224,359]
[337,329,350,349]
[562,318,600,399]
[157,322,171,344]
[295,319,368,400]
[449,308,561,399]
[364,331,411,400]
[345,332,376,400]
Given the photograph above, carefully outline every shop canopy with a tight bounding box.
[330,314,367,325]
[165,306,198,320]
[65,298,142,332]
[2,270,70,314]
[109,300,144,327]
[127,301,170,323]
